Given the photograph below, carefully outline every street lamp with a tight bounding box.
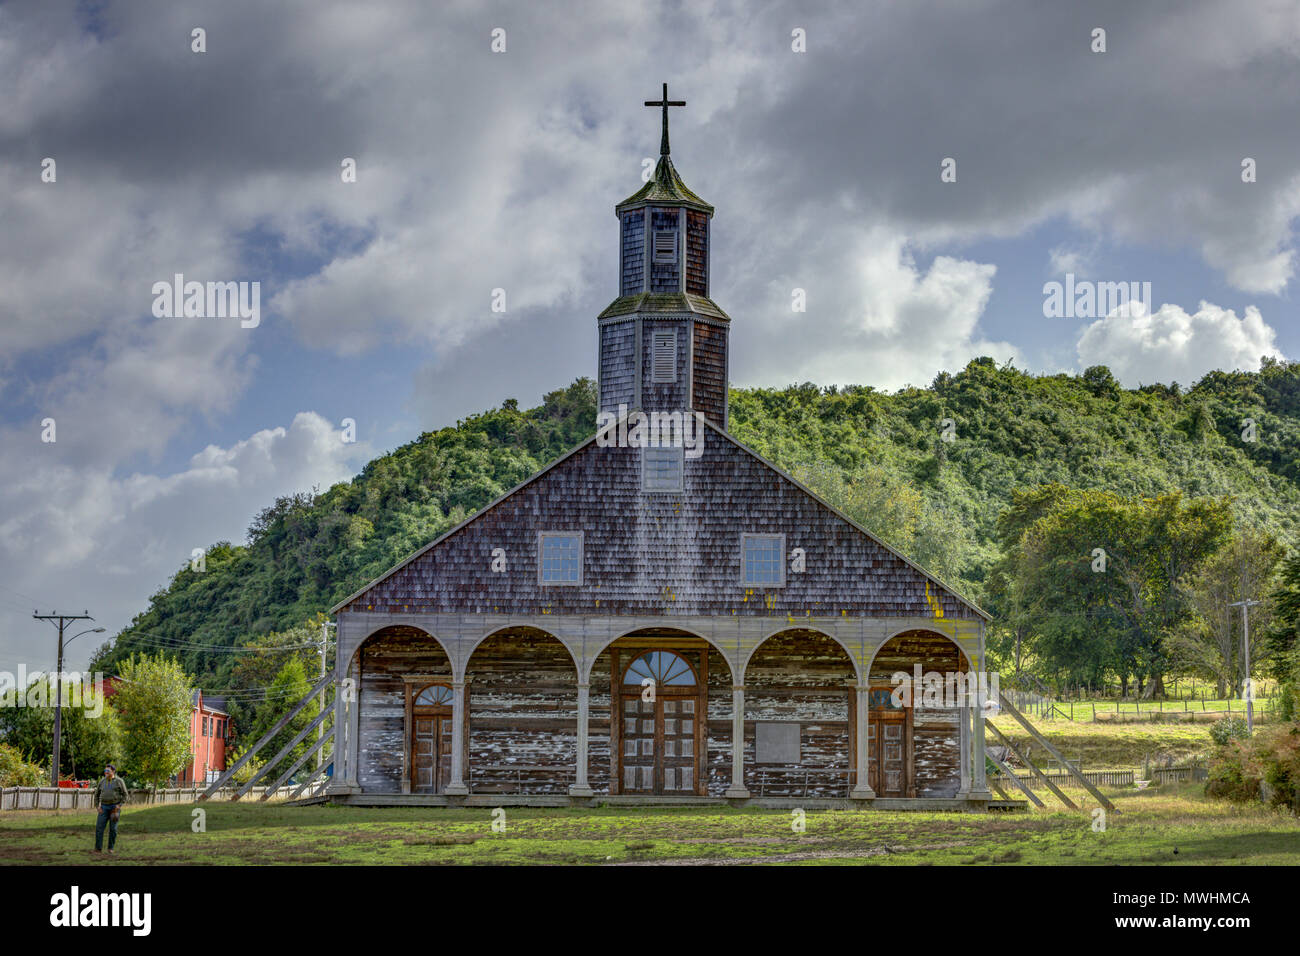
[1228,599,1260,734]
[51,626,106,784]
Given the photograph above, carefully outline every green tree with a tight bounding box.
[1004,488,1233,695]
[1267,549,1300,676]
[0,676,121,780]
[1176,528,1284,695]
[114,654,194,788]
[250,658,317,781]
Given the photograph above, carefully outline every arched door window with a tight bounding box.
[623,650,697,687]
[414,684,454,707]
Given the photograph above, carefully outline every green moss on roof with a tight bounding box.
[598,293,730,320]
[617,155,713,214]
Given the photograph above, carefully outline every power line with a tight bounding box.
[104,628,325,654]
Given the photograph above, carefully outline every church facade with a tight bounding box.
[326,90,992,808]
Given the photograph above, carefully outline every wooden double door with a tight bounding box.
[621,692,700,794]
[865,687,914,797]
[614,648,708,796]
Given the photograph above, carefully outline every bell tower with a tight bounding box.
[598,84,730,431]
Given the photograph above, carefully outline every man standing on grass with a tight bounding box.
[92,764,129,855]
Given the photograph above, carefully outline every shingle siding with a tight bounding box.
[620,210,644,295]
[343,432,979,620]
[640,319,689,411]
[599,320,636,412]
[686,210,708,296]
[691,320,727,429]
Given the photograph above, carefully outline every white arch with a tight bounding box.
[347,621,453,671]
[462,623,582,682]
[863,626,976,682]
[740,625,862,683]
[581,625,737,684]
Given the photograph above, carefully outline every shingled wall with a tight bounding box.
[685,209,708,295]
[598,319,636,412]
[620,210,644,295]
[341,428,981,621]
[691,320,727,428]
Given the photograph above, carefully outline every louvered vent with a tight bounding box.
[653,231,677,262]
[652,330,676,383]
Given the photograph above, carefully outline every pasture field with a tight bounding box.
[987,714,1225,769]
[2,784,1297,866]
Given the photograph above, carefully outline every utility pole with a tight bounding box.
[318,621,336,771]
[1229,598,1261,734]
[33,611,93,785]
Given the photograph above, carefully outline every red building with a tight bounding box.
[176,691,229,786]
[92,678,230,785]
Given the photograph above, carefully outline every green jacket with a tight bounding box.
[93,776,129,807]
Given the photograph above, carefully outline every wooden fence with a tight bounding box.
[1149,767,1209,785]
[1038,697,1274,722]
[0,784,296,810]
[990,769,1134,789]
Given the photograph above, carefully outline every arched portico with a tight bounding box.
[334,624,453,796]
[862,628,986,798]
[463,626,579,796]
[589,627,736,797]
[740,628,858,797]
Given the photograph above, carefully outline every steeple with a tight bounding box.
[597,84,731,431]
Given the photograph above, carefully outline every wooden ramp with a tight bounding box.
[988,693,1116,813]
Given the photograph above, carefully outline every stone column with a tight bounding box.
[444,679,469,796]
[569,682,594,797]
[724,685,750,798]
[850,684,876,799]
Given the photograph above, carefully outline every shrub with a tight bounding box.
[1209,716,1249,746]
[1205,738,1260,803]
[1259,726,1300,813]
[0,742,47,787]
[1206,725,1300,812]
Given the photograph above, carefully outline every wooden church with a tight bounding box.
[326,87,993,808]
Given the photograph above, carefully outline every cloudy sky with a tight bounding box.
[2,0,1297,673]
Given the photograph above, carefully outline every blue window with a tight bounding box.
[539,532,583,585]
[742,533,785,587]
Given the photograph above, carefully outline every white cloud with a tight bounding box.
[0,413,367,671]
[1075,301,1285,386]
[728,223,1016,390]
[1048,244,1095,277]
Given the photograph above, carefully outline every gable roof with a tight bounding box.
[330,418,989,621]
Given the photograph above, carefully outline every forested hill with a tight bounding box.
[93,357,1300,690]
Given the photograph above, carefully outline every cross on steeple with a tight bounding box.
[644,82,685,157]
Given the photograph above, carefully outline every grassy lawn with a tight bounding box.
[987,715,1221,769]
[2,784,1297,865]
